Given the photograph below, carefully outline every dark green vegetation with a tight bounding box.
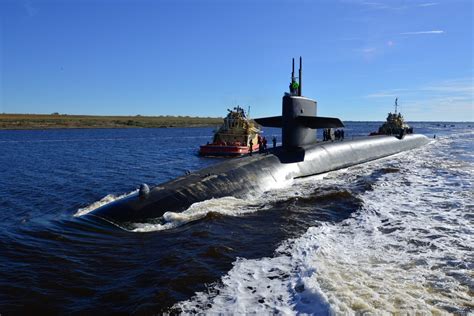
[0,114,223,129]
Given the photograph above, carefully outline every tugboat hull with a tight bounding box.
[199,106,261,157]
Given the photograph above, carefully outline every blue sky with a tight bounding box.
[1,0,472,121]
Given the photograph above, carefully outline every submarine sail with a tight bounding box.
[255,57,343,148]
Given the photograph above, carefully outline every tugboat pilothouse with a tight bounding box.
[199,106,261,156]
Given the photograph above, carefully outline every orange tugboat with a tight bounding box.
[199,106,261,156]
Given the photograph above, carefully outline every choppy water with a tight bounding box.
[0,122,472,314]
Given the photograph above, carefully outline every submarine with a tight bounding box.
[86,57,430,225]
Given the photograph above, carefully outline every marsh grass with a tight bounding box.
[0,114,222,129]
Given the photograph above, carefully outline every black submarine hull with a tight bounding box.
[87,134,430,225]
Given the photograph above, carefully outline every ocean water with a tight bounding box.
[0,122,472,314]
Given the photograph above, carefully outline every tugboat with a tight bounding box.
[199,106,261,156]
[370,98,413,138]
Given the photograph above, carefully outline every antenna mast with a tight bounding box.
[394,98,398,114]
[288,57,303,96]
[292,58,295,83]
[298,56,302,96]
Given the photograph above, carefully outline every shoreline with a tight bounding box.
[0,114,223,130]
[1,114,471,131]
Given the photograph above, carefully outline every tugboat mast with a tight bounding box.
[394,97,399,114]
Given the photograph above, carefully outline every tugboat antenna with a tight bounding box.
[395,97,398,114]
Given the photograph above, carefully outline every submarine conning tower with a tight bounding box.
[255,57,344,148]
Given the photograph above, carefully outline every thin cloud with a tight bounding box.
[365,78,474,121]
[366,79,473,98]
[418,3,437,7]
[354,47,377,60]
[361,2,390,9]
[367,92,399,98]
[421,79,474,94]
[400,30,445,35]
[338,37,366,42]
[366,89,409,98]
[402,97,473,121]
[342,0,437,10]
[23,0,38,17]
[360,47,376,53]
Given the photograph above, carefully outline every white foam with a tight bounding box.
[129,160,308,232]
[130,196,262,232]
[175,131,474,314]
[73,190,138,217]
[289,146,473,313]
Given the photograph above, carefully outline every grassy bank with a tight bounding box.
[0,114,223,130]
